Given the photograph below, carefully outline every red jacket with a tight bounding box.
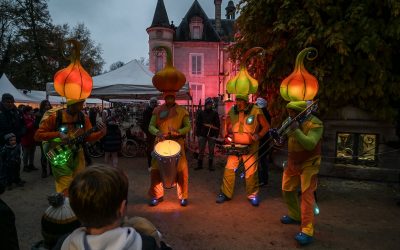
[21,114,36,146]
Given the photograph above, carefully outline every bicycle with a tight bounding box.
[122,125,148,157]
[86,140,105,158]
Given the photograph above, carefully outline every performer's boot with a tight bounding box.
[208,159,215,171]
[195,159,203,170]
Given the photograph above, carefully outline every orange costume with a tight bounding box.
[221,104,269,199]
[281,101,323,240]
[217,95,269,206]
[34,108,105,193]
[148,103,191,203]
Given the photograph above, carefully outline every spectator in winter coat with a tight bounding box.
[102,116,122,168]
[140,97,158,170]
[34,100,53,178]
[21,105,38,172]
[0,93,26,147]
[256,97,272,186]
[0,133,25,190]
[195,97,220,171]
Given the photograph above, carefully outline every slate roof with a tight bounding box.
[149,0,171,29]
[174,0,235,42]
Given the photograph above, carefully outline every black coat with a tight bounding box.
[102,124,122,152]
[0,103,26,146]
[196,108,220,138]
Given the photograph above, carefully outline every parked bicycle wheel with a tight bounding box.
[86,141,105,158]
[121,139,138,158]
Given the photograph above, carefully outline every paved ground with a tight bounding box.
[2,149,400,250]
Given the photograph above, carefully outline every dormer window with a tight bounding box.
[189,16,203,40]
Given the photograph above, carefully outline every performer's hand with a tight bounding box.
[170,131,180,137]
[224,134,233,144]
[289,121,299,131]
[96,121,107,134]
[96,121,105,130]
[156,131,165,139]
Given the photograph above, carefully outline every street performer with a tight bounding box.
[280,100,323,246]
[147,45,190,207]
[34,99,106,195]
[147,92,191,207]
[216,94,269,206]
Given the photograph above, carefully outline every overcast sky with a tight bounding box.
[47,0,239,71]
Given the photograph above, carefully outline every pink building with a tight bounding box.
[147,0,237,105]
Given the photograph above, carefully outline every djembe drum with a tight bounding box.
[153,140,181,189]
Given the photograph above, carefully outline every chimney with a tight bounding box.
[214,0,222,34]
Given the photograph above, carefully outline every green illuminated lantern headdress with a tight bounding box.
[226,47,264,100]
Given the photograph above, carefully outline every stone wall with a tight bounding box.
[320,106,400,182]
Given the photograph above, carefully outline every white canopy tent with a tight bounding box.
[21,90,109,106]
[46,59,191,101]
[0,74,38,103]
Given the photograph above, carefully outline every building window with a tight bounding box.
[155,55,163,72]
[335,132,378,166]
[189,16,203,40]
[190,53,203,76]
[193,26,201,39]
[189,82,204,105]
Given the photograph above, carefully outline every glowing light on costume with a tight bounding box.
[54,40,93,100]
[50,148,73,166]
[314,203,320,215]
[280,47,319,101]
[246,115,255,124]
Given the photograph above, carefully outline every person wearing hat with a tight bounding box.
[1,133,25,190]
[255,97,272,186]
[280,100,323,246]
[195,97,220,171]
[147,92,191,207]
[216,94,269,206]
[140,96,159,170]
[34,99,106,195]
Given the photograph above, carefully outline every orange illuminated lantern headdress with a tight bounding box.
[226,47,263,97]
[280,47,319,101]
[152,46,186,94]
[54,40,93,100]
